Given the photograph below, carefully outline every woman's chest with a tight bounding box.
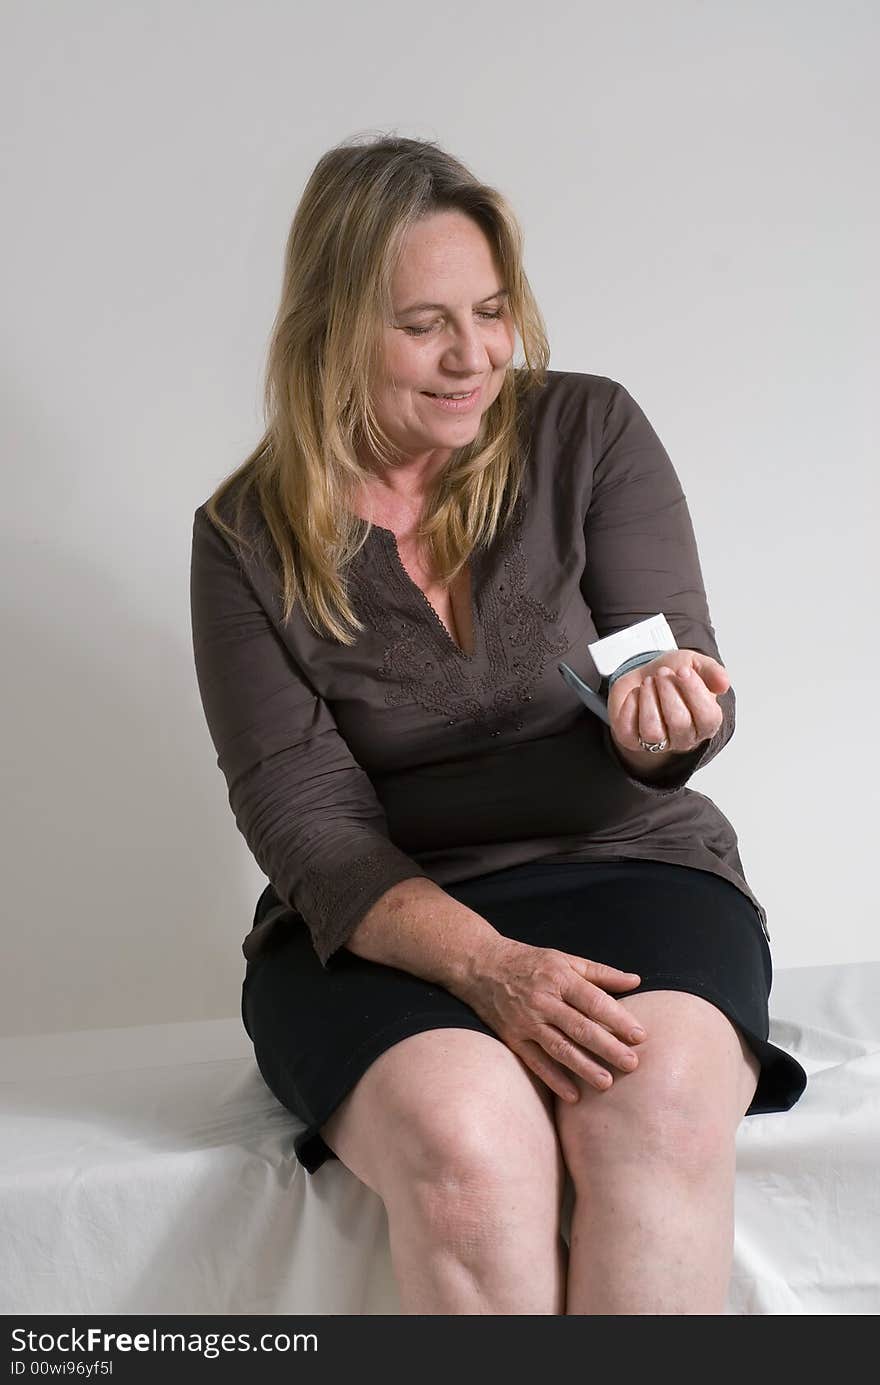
[294,501,601,771]
[391,537,475,657]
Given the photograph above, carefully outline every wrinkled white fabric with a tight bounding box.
[1,961,877,1316]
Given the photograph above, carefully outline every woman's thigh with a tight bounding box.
[320,1026,564,1207]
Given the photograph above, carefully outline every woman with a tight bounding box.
[190,134,806,1314]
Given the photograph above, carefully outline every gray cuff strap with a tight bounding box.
[602,649,666,695]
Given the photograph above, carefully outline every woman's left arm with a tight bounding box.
[580,380,736,793]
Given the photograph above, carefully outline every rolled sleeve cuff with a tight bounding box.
[299,844,431,968]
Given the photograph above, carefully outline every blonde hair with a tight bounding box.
[205,131,551,644]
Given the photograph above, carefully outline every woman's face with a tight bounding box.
[363,209,516,483]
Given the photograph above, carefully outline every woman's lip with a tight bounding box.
[423,386,482,394]
[421,385,482,404]
[421,386,482,413]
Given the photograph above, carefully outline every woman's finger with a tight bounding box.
[688,653,731,694]
[534,1021,634,1092]
[638,675,675,746]
[561,955,641,991]
[562,972,649,1045]
[610,681,641,743]
[543,1000,643,1075]
[649,672,696,746]
[660,668,722,744]
[512,1037,588,1103]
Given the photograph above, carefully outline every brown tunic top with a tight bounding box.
[190,370,769,968]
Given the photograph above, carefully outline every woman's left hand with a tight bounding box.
[606,650,730,756]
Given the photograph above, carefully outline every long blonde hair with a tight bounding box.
[205,132,551,644]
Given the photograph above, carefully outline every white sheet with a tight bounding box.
[1,961,878,1316]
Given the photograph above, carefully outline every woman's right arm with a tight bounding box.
[189,502,433,969]
[346,876,649,1100]
[344,875,508,990]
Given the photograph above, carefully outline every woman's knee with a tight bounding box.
[389,1076,565,1256]
[554,991,757,1180]
[322,1027,563,1209]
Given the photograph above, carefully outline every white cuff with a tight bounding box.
[588,614,678,678]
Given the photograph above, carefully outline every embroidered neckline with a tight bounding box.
[371,524,480,661]
[349,497,572,742]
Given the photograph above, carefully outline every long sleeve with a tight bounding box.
[580,381,736,796]
[189,505,430,967]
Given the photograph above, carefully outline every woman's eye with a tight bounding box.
[403,309,505,337]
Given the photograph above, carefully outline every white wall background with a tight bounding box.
[2,1,877,1037]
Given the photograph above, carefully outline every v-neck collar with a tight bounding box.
[369,523,481,661]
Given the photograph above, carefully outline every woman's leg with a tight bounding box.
[321,1027,569,1314]
[555,990,761,1315]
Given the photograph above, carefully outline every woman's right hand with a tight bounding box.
[457,936,648,1102]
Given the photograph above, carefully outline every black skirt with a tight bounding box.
[241,858,808,1175]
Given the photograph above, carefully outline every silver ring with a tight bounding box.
[638,735,669,753]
